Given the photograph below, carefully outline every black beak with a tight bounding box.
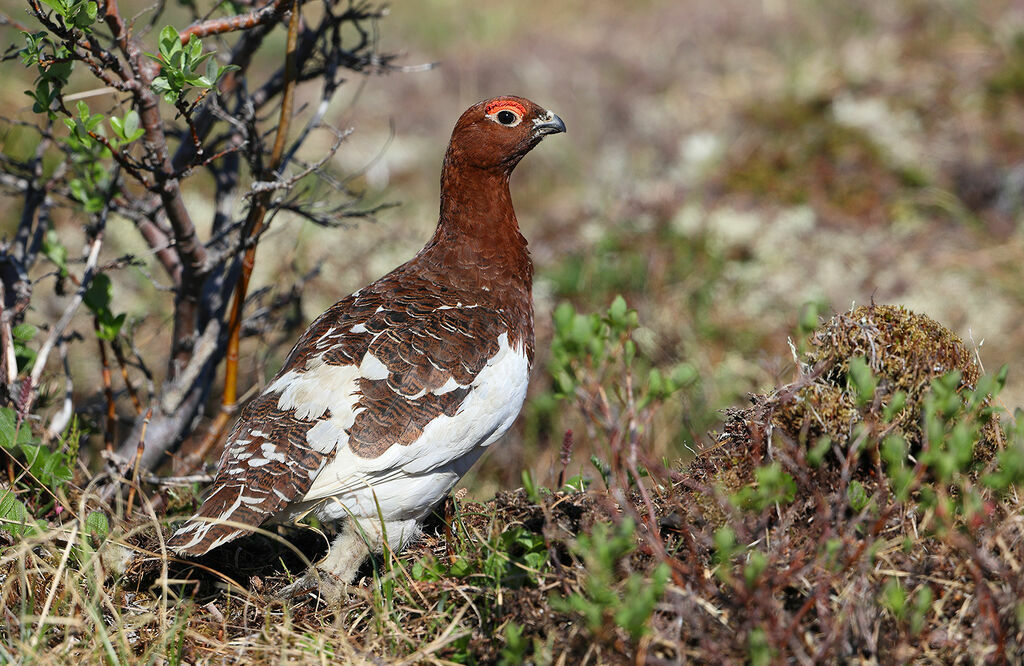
[533,111,566,136]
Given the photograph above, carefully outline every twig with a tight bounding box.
[110,339,144,415]
[125,408,151,516]
[0,282,17,386]
[43,341,74,441]
[29,521,79,650]
[178,0,292,42]
[140,472,214,486]
[27,230,104,406]
[96,324,116,453]
[188,0,302,471]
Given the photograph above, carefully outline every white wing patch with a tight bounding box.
[358,352,389,381]
[298,333,530,510]
[268,359,360,421]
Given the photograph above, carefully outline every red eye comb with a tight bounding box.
[485,99,527,117]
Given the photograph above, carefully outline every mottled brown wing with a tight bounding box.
[166,291,375,555]
[345,306,507,458]
[167,284,515,556]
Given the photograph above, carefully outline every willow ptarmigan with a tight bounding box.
[167,96,565,596]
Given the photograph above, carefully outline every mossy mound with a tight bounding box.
[722,304,998,457]
[808,303,979,398]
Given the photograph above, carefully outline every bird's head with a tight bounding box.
[445,96,566,174]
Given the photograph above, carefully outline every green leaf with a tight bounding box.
[83,273,113,314]
[159,25,180,58]
[882,579,907,620]
[607,294,627,325]
[187,35,202,61]
[748,628,773,666]
[553,301,575,335]
[847,480,870,512]
[847,356,877,407]
[669,362,698,389]
[84,510,109,541]
[743,550,768,588]
[882,390,907,422]
[0,407,34,449]
[521,469,541,504]
[123,110,143,142]
[808,435,832,467]
[19,440,73,488]
[448,557,473,578]
[498,623,529,666]
[96,312,126,341]
[12,324,37,343]
[109,114,124,138]
[0,489,38,537]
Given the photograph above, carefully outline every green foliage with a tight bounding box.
[39,0,98,31]
[881,578,906,620]
[0,407,75,536]
[847,480,870,512]
[918,369,1001,485]
[546,296,699,506]
[42,228,68,278]
[148,26,236,104]
[881,434,913,501]
[743,550,768,589]
[909,586,933,635]
[109,110,145,144]
[521,468,542,504]
[553,519,669,642]
[984,424,1024,493]
[551,295,695,421]
[498,623,529,665]
[11,324,38,371]
[797,299,826,339]
[712,525,738,582]
[747,627,773,666]
[847,356,878,407]
[807,435,832,467]
[413,525,548,589]
[0,407,74,491]
[731,462,797,512]
[589,454,611,488]
[561,473,590,493]
[19,32,73,118]
[84,510,109,542]
[0,407,76,532]
[0,488,40,537]
[63,101,116,212]
[83,273,127,341]
[882,390,907,422]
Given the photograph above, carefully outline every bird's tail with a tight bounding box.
[166,482,278,556]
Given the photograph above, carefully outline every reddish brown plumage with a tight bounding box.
[167,96,564,558]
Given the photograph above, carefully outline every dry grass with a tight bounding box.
[4,304,1024,663]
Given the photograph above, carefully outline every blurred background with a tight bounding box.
[3,0,1024,497]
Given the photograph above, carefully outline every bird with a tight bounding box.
[167,96,565,598]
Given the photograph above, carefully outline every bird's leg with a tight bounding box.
[278,517,422,601]
[444,496,457,565]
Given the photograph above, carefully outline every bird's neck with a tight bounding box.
[424,162,534,297]
[437,164,518,242]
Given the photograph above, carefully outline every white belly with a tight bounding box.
[279,332,530,524]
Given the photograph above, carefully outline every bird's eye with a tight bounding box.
[484,99,526,126]
[497,110,518,125]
